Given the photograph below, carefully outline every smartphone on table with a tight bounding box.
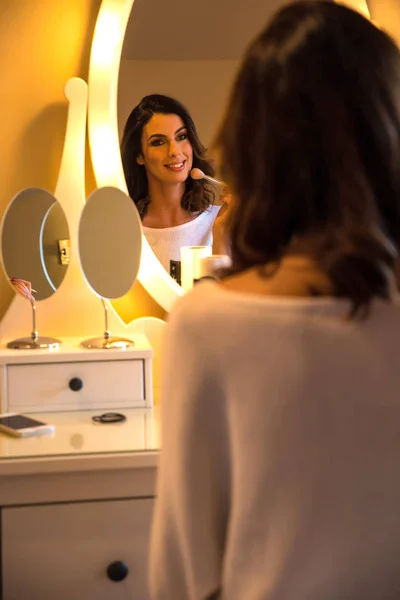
[0,413,55,438]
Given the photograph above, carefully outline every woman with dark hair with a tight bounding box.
[150,2,400,599]
[121,94,228,279]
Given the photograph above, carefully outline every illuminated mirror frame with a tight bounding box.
[87,0,371,313]
[88,0,184,313]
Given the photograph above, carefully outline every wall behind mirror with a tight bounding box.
[0,0,100,322]
[118,0,300,147]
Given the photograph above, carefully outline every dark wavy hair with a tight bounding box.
[215,1,400,316]
[121,94,215,219]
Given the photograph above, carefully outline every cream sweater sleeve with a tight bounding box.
[149,300,230,600]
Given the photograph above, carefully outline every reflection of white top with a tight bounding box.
[151,280,400,599]
[143,205,220,274]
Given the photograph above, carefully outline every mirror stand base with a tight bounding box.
[80,336,135,350]
[79,300,135,349]
[7,336,61,350]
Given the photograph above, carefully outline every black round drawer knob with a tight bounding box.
[68,377,83,392]
[107,561,129,582]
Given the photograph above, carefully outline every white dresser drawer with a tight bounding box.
[2,497,154,600]
[6,359,145,412]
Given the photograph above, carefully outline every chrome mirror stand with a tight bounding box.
[7,300,61,350]
[80,299,134,350]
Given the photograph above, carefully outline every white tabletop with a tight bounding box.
[0,408,160,460]
[0,335,153,364]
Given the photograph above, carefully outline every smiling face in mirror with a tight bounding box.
[138,113,193,200]
[121,94,220,281]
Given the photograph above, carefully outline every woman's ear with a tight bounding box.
[136,154,144,165]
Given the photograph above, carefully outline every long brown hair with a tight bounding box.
[215,1,400,316]
[121,94,215,219]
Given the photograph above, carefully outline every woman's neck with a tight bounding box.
[222,255,333,298]
[221,234,334,299]
[143,180,193,228]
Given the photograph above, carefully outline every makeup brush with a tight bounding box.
[190,168,224,187]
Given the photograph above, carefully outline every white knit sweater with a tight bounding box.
[150,281,400,599]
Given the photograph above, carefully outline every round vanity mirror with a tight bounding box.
[117,0,287,290]
[78,186,141,299]
[1,187,69,300]
[88,0,292,312]
[78,186,142,349]
[0,187,69,349]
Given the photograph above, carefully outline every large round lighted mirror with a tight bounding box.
[1,188,69,300]
[89,0,369,312]
[117,0,283,291]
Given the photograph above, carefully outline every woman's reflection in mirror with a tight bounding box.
[121,94,230,283]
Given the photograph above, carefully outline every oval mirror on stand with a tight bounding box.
[0,187,70,349]
[78,186,142,349]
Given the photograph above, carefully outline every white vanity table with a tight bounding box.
[0,330,157,599]
[0,407,160,600]
[0,180,159,598]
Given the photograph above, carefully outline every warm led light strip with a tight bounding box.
[87,0,184,313]
[335,0,370,19]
